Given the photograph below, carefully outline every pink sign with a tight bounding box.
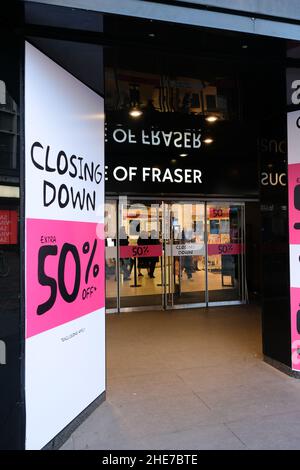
[120,244,162,258]
[208,243,244,256]
[26,218,105,338]
[209,207,230,219]
[288,163,300,244]
[0,210,18,244]
[288,163,300,370]
[290,287,300,370]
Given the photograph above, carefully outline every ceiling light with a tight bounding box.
[129,107,143,118]
[179,153,188,157]
[205,116,218,123]
[203,138,214,144]
[0,185,19,198]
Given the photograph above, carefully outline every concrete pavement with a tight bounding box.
[61,306,300,450]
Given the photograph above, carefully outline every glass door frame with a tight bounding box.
[205,201,246,307]
[106,196,165,313]
[105,198,120,313]
[105,197,247,313]
[163,199,207,310]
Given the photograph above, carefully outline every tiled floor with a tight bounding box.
[61,305,300,450]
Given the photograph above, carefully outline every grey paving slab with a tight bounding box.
[58,306,300,451]
[176,360,291,395]
[112,393,220,439]
[137,423,247,450]
[226,412,300,450]
[71,404,130,450]
[107,371,192,404]
[196,379,300,422]
[60,437,74,450]
[108,362,169,380]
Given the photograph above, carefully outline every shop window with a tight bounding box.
[206,94,217,111]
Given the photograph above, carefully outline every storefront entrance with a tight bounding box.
[105,199,246,312]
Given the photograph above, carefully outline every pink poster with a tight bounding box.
[288,110,300,370]
[26,218,105,338]
[120,244,162,258]
[288,162,300,370]
[207,243,244,256]
[0,210,18,244]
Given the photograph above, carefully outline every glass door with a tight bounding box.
[165,201,206,308]
[105,199,246,312]
[206,202,245,305]
[105,199,118,311]
[118,198,163,309]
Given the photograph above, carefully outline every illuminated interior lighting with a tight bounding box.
[203,138,214,144]
[0,185,19,198]
[129,108,143,118]
[179,153,188,157]
[205,116,218,123]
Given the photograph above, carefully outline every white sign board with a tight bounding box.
[166,243,205,257]
[25,42,105,449]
